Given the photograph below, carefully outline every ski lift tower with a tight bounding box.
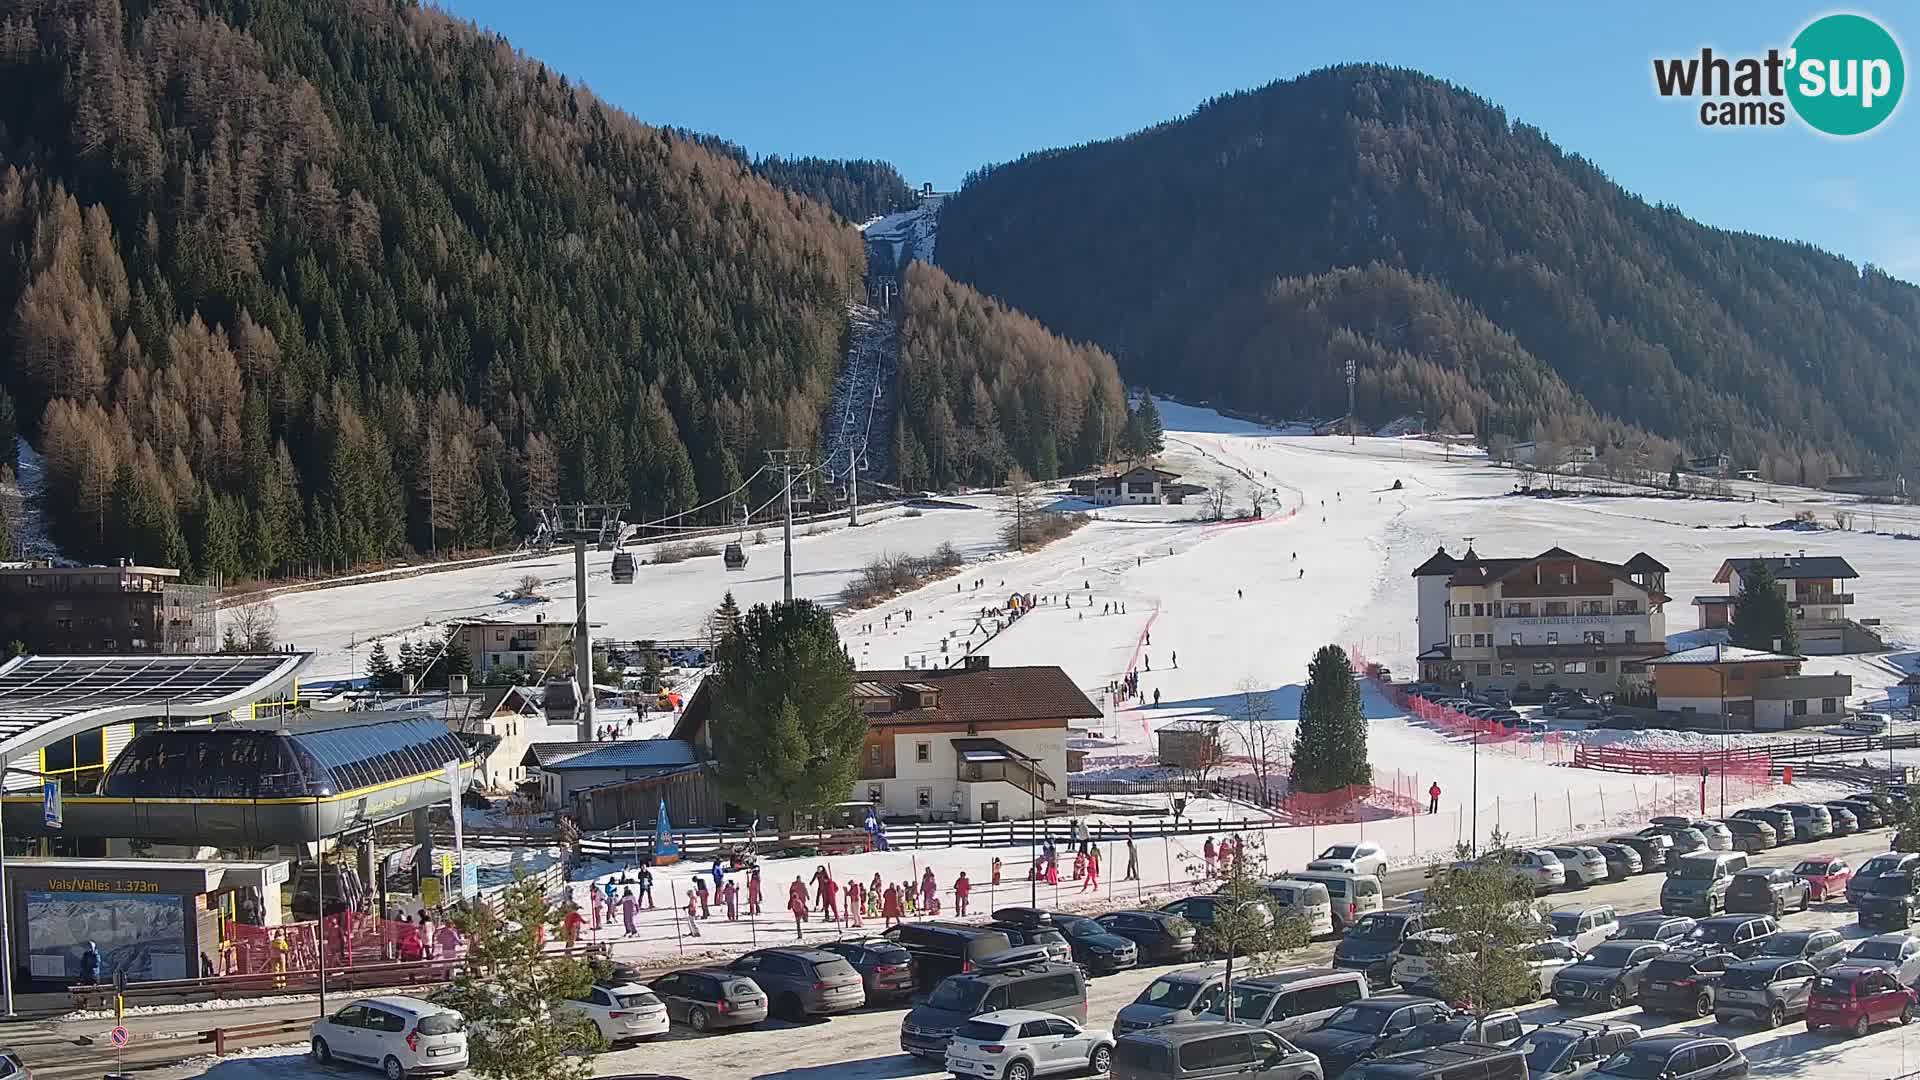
[550,501,626,740]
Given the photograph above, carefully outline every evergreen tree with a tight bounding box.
[706,600,868,827]
[1422,830,1548,1022]
[0,389,16,470]
[709,591,743,643]
[1730,562,1799,654]
[366,639,400,690]
[0,502,9,559]
[440,632,474,688]
[1132,391,1165,456]
[481,462,515,548]
[397,639,418,683]
[1291,644,1371,793]
[436,876,601,1080]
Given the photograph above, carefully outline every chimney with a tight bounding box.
[964,654,990,671]
[535,613,544,623]
[450,673,469,695]
[401,672,417,694]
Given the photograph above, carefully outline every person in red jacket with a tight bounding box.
[954,871,972,916]
[747,867,763,915]
[1428,781,1442,815]
[881,883,904,927]
[787,877,810,939]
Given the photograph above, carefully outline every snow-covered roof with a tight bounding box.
[534,738,698,772]
[1716,556,1858,582]
[1645,644,1804,665]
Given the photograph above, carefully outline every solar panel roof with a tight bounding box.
[0,653,310,761]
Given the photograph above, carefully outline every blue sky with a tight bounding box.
[441,2,1916,280]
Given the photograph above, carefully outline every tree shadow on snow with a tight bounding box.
[754,1053,938,1080]
[1150,681,1403,723]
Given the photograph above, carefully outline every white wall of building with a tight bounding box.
[855,728,1066,821]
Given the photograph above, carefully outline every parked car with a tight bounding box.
[1842,933,1920,984]
[1290,871,1386,930]
[1655,818,1732,852]
[1116,967,1228,1034]
[1825,804,1859,836]
[1310,841,1389,878]
[984,920,1076,967]
[1642,825,1709,856]
[1392,931,1459,997]
[1732,807,1797,845]
[1113,1021,1321,1080]
[1161,895,1275,959]
[560,982,668,1046]
[1510,1019,1642,1078]
[1777,803,1834,841]
[1714,957,1819,1027]
[944,1009,1115,1080]
[1549,905,1621,953]
[0,1049,29,1080]
[1612,915,1697,946]
[1052,914,1140,974]
[819,937,918,1003]
[1837,798,1885,830]
[1660,852,1750,916]
[729,947,865,1019]
[1686,915,1779,959]
[1805,964,1919,1035]
[647,968,768,1032]
[1604,835,1669,873]
[1638,948,1738,1018]
[884,923,1015,990]
[1593,843,1644,881]
[1724,867,1811,916]
[1523,940,1584,1001]
[1549,846,1612,888]
[1264,879,1337,939]
[1359,1010,1522,1063]
[1758,928,1848,970]
[1449,849,1564,892]
[1593,1035,1747,1080]
[1202,968,1371,1038]
[310,996,468,1079]
[1791,857,1853,902]
[1857,869,1920,931]
[1721,818,1777,854]
[1290,996,1454,1078]
[1847,852,1920,905]
[1097,910,1199,965]
[1335,911,1429,987]
[1349,1042,1529,1080]
[1552,941,1667,1011]
[900,959,1088,1060]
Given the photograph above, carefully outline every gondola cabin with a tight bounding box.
[723,542,748,571]
[611,551,636,583]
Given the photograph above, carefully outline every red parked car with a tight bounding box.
[1804,964,1916,1035]
[1794,856,1853,901]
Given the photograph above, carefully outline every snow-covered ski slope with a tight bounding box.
[274,401,1919,847]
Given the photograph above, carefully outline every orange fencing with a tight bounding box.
[223,912,448,976]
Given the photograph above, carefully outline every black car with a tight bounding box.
[1612,915,1696,946]
[1848,852,1920,905]
[983,920,1075,965]
[1552,941,1668,1010]
[1095,910,1197,964]
[1724,868,1810,916]
[1593,1035,1748,1080]
[1334,911,1428,987]
[1512,1019,1643,1078]
[881,922,1013,989]
[1638,948,1737,1018]
[1825,804,1859,836]
[1732,807,1797,844]
[1837,798,1885,829]
[1291,996,1454,1077]
[1052,914,1140,974]
[1159,895,1272,959]
[819,937,917,1002]
[1593,843,1643,881]
[1687,915,1779,958]
[1858,870,1920,931]
[1604,836,1669,873]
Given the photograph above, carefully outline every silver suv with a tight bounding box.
[1114,1021,1320,1080]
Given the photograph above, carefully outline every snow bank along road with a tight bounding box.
[133,828,1920,1080]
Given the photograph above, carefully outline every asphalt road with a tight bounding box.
[116,825,1905,1080]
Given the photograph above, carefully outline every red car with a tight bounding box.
[1794,856,1853,901]
[1805,964,1916,1035]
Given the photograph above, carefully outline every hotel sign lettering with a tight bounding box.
[1509,616,1622,626]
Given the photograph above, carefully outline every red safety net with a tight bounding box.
[221,912,441,975]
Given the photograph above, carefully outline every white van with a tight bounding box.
[1290,871,1385,930]
[1264,879,1336,938]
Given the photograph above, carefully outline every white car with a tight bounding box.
[1549,904,1621,953]
[1548,846,1610,887]
[1450,849,1565,892]
[1524,939,1582,1000]
[945,1009,1115,1080]
[1391,930,1457,992]
[1309,841,1389,878]
[560,982,669,1045]
[311,996,468,1080]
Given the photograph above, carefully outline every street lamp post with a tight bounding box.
[314,793,328,1014]
[1470,725,1480,855]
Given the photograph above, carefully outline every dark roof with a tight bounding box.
[1445,547,1665,594]
[1625,553,1670,573]
[1410,547,1460,578]
[521,741,606,768]
[1719,556,1858,581]
[675,663,1100,743]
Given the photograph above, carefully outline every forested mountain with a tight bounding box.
[0,0,876,579]
[938,64,1920,482]
[891,261,1125,491]
[668,131,916,224]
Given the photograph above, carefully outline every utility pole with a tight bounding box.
[549,501,626,740]
[848,447,861,527]
[766,451,810,603]
[1345,357,1357,446]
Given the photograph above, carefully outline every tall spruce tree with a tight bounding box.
[1133,391,1165,456]
[706,600,868,827]
[1291,644,1372,792]
[1730,562,1798,654]
[366,640,400,690]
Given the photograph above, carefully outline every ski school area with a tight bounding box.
[258,397,1920,972]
